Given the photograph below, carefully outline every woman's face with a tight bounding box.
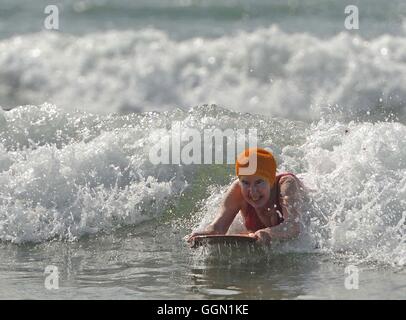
[239,175,271,208]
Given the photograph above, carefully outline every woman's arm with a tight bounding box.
[187,180,244,241]
[254,175,302,243]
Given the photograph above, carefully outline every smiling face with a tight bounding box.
[238,175,271,209]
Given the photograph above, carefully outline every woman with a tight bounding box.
[187,147,305,244]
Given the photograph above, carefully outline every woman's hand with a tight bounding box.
[249,228,272,244]
[185,227,220,243]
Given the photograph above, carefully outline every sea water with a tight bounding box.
[0,0,405,299]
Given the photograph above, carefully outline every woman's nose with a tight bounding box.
[250,185,259,195]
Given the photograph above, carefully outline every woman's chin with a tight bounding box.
[249,198,266,208]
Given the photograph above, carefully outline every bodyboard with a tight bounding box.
[190,234,256,248]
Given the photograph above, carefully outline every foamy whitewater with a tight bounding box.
[0,104,404,266]
[0,0,405,299]
[2,27,406,121]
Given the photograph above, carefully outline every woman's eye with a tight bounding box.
[256,180,264,185]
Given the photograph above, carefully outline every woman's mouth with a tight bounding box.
[251,195,262,202]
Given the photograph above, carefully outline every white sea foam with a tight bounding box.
[282,120,406,267]
[1,27,406,121]
[0,105,184,243]
[1,104,404,268]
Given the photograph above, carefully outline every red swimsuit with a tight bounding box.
[244,173,296,232]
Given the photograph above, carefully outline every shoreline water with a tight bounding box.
[1,222,404,300]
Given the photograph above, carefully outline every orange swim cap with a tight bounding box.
[235,147,277,186]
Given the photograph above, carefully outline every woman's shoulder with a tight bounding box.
[277,173,301,195]
[230,178,242,192]
[226,179,244,200]
[278,173,298,184]
[228,179,248,208]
